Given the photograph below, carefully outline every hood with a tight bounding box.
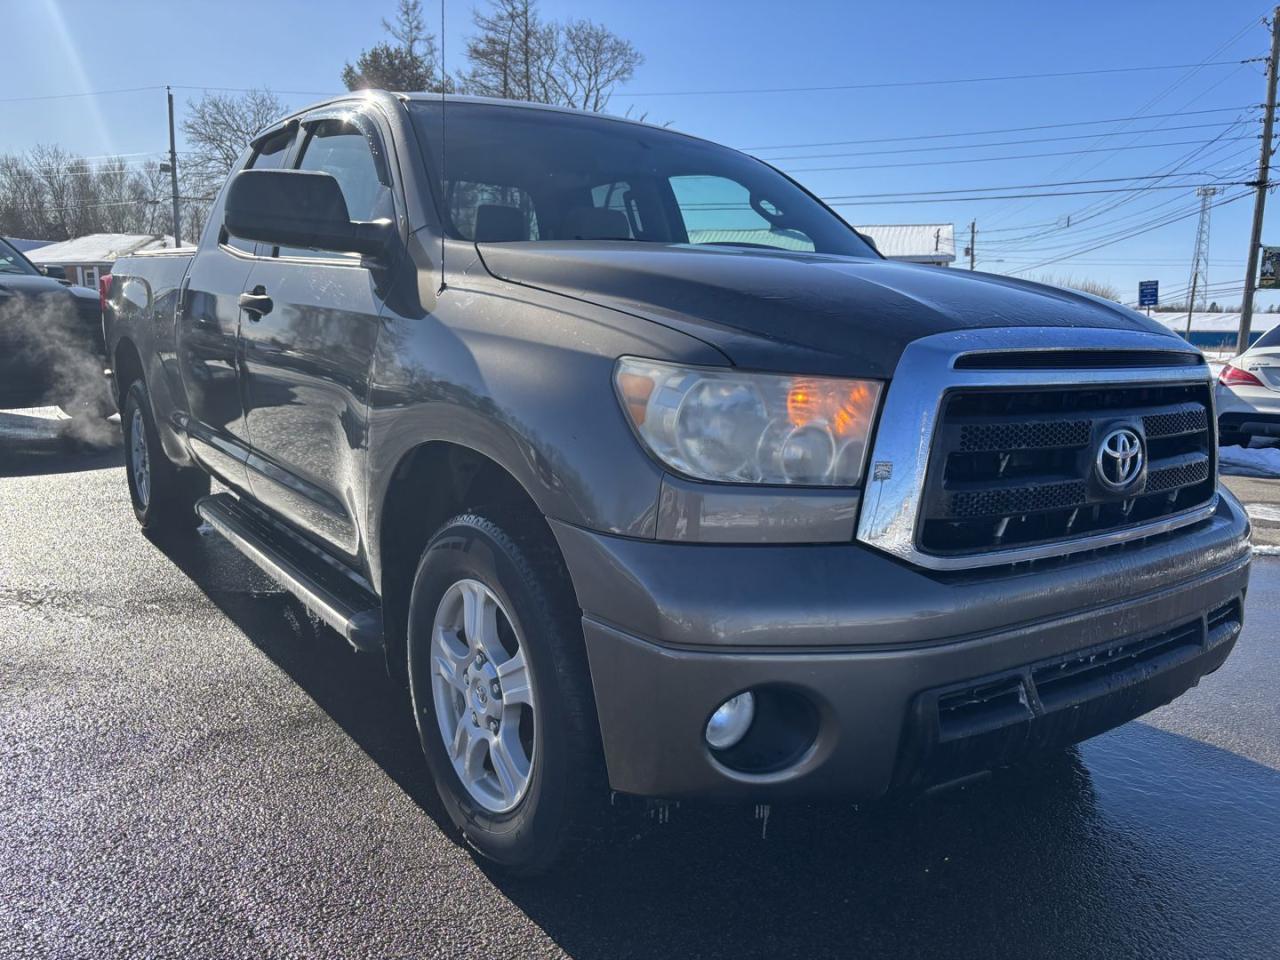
[477,242,1177,377]
[0,273,79,298]
[0,271,95,300]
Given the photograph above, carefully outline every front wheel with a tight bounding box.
[122,379,209,532]
[406,513,604,874]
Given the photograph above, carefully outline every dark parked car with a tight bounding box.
[0,235,109,414]
[103,93,1251,873]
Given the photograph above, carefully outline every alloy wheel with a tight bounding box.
[429,578,537,813]
[129,406,150,508]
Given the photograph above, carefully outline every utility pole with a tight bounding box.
[1184,271,1200,339]
[968,220,976,270]
[165,86,181,246]
[1237,7,1280,354]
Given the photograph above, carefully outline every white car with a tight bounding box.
[1216,325,1280,445]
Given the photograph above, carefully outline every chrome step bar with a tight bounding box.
[196,493,383,652]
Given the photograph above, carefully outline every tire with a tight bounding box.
[1219,431,1249,447]
[406,512,604,874]
[122,379,209,532]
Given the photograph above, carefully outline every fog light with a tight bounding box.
[705,692,755,750]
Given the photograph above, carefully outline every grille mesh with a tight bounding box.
[948,480,1087,519]
[919,382,1215,556]
[958,419,1091,453]
[1143,406,1208,439]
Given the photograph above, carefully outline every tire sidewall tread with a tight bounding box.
[122,379,207,532]
[407,512,603,874]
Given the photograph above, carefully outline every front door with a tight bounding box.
[239,113,394,560]
[176,127,295,489]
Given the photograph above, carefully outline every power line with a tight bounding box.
[757,120,1258,163]
[745,107,1257,153]
[781,135,1258,174]
[977,127,1257,247]
[1007,189,1251,275]
[822,181,1255,206]
[820,170,1249,200]
[0,85,165,104]
[978,152,1257,249]
[623,58,1261,98]
[0,83,332,106]
[981,15,1263,226]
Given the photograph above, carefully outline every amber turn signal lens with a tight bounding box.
[617,371,656,425]
[786,379,876,438]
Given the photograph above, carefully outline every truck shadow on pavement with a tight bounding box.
[150,524,457,834]
[0,438,123,478]
[149,526,1280,960]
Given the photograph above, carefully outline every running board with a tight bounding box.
[196,493,383,652]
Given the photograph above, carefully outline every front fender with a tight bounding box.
[364,272,727,584]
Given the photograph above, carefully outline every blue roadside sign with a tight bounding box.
[1138,280,1158,307]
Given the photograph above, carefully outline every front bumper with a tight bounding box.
[552,493,1251,799]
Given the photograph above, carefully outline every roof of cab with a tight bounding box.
[258,89,700,146]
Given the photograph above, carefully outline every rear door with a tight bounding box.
[177,126,296,488]
[238,110,396,560]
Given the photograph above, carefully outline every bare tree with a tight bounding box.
[343,0,452,92]
[181,89,285,191]
[462,0,641,111]
[464,0,558,103]
[0,154,50,238]
[553,19,643,112]
[180,88,285,240]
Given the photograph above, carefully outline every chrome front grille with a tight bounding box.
[918,383,1216,556]
[856,327,1220,572]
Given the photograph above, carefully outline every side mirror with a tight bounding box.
[224,169,392,257]
[40,264,67,280]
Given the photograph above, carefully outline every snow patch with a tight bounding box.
[1218,444,1280,479]
[1245,503,1280,523]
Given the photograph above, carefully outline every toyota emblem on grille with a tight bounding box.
[1095,427,1144,491]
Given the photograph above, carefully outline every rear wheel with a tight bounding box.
[406,512,604,874]
[122,379,209,532]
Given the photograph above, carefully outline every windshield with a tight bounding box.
[0,237,39,276]
[409,101,876,258]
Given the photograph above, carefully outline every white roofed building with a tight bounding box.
[25,234,177,288]
[854,224,956,266]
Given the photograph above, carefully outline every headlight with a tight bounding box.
[614,357,883,486]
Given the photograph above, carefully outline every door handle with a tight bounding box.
[239,289,273,320]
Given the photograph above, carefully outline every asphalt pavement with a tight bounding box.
[3,422,1280,960]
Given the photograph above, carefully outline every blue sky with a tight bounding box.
[3,0,1278,308]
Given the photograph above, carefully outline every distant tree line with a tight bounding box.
[0,147,174,242]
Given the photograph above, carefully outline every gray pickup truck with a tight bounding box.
[103,92,1251,872]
